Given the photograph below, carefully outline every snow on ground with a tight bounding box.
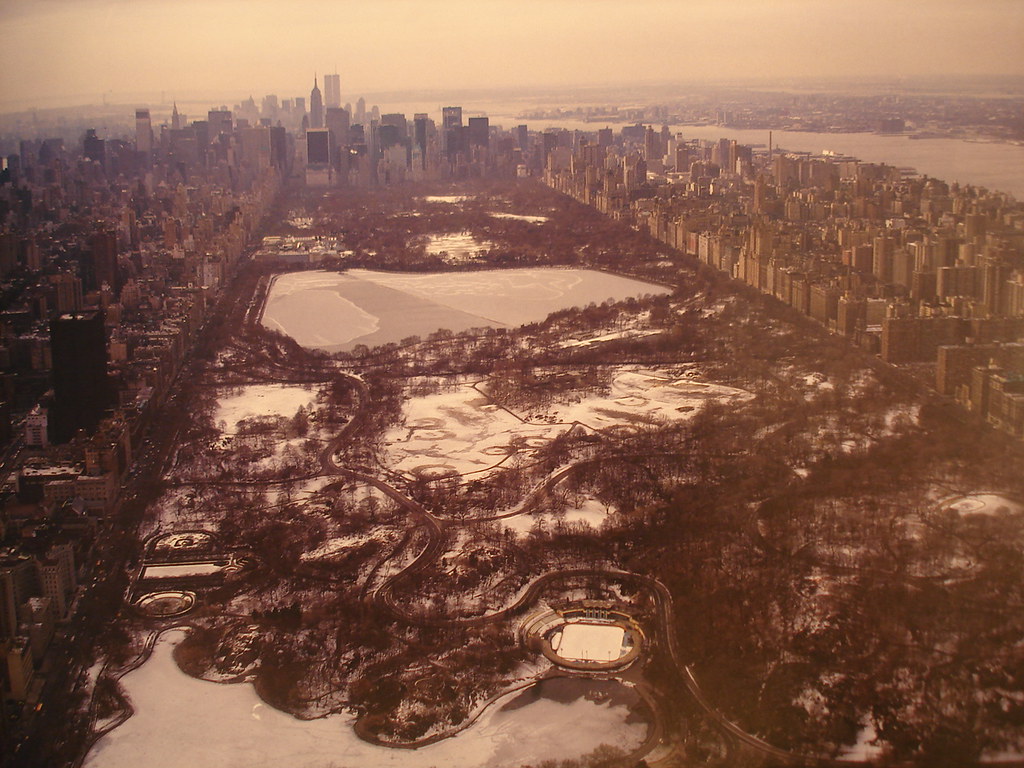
[838,721,885,761]
[564,498,612,528]
[553,623,626,663]
[545,369,751,427]
[140,562,224,579]
[422,195,471,203]
[945,493,1023,517]
[299,534,375,562]
[423,233,494,263]
[559,328,663,348]
[383,386,558,479]
[384,370,750,481]
[502,496,615,536]
[85,629,646,768]
[215,384,318,432]
[490,212,549,223]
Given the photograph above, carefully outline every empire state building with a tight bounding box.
[309,77,324,129]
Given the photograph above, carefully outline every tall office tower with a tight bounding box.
[261,94,279,121]
[171,103,181,130]
[414,114,431,169]
[269,125,288,170]
[48,273,83,314]
[135,109,153,155]
[207,109,233,139]
[442,106,463,131]
[325,107,350,167]
[306,129,331,165]
[83,129,105,165]
[873,235,895,283]
[467,117,489,148]
[324,73,341,108]
[355,97,366,125]
[309,77,324,129]
[380,113,408,142]
[49,311,111,443]
[88,229,120,294]
[442,107,463,158]
[517,124,530,152]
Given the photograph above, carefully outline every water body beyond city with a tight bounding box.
[261,268,673,353]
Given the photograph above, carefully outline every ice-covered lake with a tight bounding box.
[85,629,648,768]
[261,268,672,353]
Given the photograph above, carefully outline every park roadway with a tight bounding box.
[317,370,878,767]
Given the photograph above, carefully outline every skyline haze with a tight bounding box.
[2,0,1023,112]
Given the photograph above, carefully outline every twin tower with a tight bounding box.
[308,74,341,129]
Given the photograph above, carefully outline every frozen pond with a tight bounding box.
[423,232,494,262]
[85,629,648,768]
[262,268,672,353]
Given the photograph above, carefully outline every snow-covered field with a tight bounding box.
[383,370,751,481]
[215,384,318,432]
[944,493,1023,517]
[85,629,647,768]
[261,269,672,352]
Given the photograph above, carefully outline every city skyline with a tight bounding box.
[2,0,1023,112]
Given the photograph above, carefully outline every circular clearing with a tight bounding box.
[522,436,552,448]
[482,445,514,456]
[408,418,444,430]
[414,429,455,442]
[136,590,197,618]
[943,493,1023,517]
[614,396,648,407]
[411,464,458,479]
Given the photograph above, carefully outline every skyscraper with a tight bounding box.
[325,107,350,168]
[309,77,324,129]
[88,229,120,294]
[306,129,331,165]
[323,73,341,108]
[135,109,153,155]
[49,311,111,443]
[83,129,105,165]
[414,114,432,170]
[442,106,462,131]
[468,117,489,148]
[442,106,463,159]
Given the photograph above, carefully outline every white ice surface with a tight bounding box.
[556,623,626,662]
[85,630,646,768]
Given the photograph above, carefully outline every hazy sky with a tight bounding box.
[2,0,1022,111]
